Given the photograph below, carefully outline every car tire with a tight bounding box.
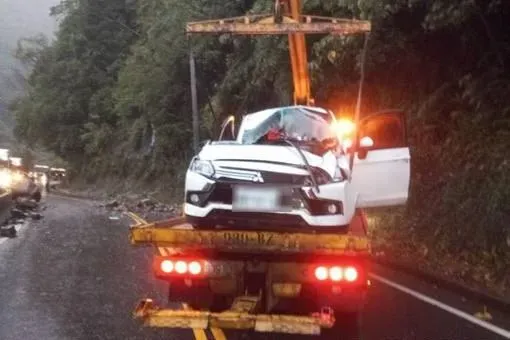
[32,192,42,202]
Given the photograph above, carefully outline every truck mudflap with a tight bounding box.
[133,297,335,335]
[128,215,370,257]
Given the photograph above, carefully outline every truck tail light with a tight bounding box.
[155,258,204,277]
[188,261,202,275]
[314,266,328,281]
[314,265,360,283]
[161,260,174,273]
[329,266,343,281]
[344,266,358,282]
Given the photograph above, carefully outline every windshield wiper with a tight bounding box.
[282,139,320,193]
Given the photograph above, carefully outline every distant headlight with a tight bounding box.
[12,172,23,183]
[0,170,11,188]
[189,159,215,178]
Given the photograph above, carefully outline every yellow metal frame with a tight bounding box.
[134,298,335,335]
[186,0,371,105]
[129,217,370,256]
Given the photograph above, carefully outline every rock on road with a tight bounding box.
[0,195,509,340]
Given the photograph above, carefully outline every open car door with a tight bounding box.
[350,110,410,208]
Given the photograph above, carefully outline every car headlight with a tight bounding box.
[190,159,215,178]
[0,170,11,188]
[12,173,23,183]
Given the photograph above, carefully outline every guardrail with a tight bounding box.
[0,188,13,225]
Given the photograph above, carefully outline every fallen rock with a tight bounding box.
[105,200,119,208]
[11,209,28,219]
[16,199,38,211]
[0,225,16,238]
[137,198,156,208]
[30,212,43,220]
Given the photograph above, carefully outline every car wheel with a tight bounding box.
[32,192,42,202]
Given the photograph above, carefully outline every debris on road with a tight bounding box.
[30,212,43,220]
[0,196,45,240]
[11,209,28,219]
[474,306,493,321]
[0,225,16,238]
[99,193,180,220]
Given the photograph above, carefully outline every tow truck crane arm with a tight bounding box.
[186,0,370,105]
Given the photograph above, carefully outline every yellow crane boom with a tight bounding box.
[186,0,370,106]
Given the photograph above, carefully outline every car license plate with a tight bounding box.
[232,185,281,212]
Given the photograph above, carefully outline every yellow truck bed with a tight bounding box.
[129,215,370,257]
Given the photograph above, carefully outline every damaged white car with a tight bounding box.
[184,105,410,230]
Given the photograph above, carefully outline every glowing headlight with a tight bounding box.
[0,171,11,188]
[190,159,214,177]
[12,172,23,183]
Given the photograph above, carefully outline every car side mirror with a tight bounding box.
[357,136,374,160]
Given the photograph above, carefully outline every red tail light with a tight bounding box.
[329,266,343,282]
[156,258,204,277]
[315,266,328,281]
[188,261,202,275]
[314,265,360,282]
[160,260,174,273]
[175,261,188,274]
[344,266,358,282]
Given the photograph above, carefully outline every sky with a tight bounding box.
[0,0,59,46]
[0,0,59,103]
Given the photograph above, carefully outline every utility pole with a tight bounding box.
[189,48,199,153]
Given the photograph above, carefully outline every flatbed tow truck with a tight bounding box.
[130,1,374,338]
[130,209,371,338]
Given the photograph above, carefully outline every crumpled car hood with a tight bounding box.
[197,143,339,177]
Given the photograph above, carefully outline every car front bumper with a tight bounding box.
[184,171,352,228]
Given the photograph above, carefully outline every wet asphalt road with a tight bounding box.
[0,194,509,340]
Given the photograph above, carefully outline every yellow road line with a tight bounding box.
[126,211,148,225]
[182,303,209,340]
[192,329,208,340]
[211,327,227,340]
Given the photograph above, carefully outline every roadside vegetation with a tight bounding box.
[9,0,510,296]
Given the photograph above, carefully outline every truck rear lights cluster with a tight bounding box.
[314,266,359,282]
[159,259,203,275]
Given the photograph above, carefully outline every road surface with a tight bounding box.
[0,195,509,340]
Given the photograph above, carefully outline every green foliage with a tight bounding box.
[10,0,510,282]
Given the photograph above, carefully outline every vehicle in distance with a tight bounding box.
[0,168,42,202]
[184,105,411,230]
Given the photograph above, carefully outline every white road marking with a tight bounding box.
[370,273,510,339]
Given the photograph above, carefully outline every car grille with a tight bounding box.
[208,182,303,206]
[215,168,310,185]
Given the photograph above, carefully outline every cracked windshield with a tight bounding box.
[0,0,508,340]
